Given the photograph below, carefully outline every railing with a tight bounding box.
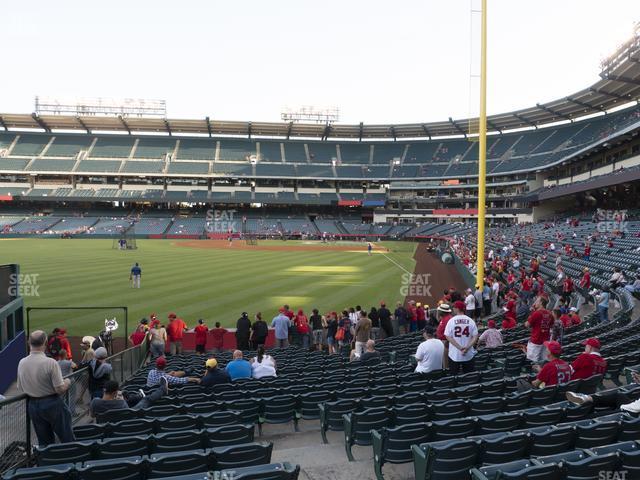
[0,340,147,474]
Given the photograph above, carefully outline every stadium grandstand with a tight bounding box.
[4,6,640,480]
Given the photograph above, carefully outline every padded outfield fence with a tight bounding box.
[0,341,147,475]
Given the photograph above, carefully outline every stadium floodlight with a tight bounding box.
[600,22,640,75]
[281,105,340,124]
[34,96,167,117]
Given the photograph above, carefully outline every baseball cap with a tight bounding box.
[206,358,218,369]
[543,341,562,356]
[453,300,466,311]
[155,356,167,368]
[81,335,95,345]
[168,313,177,319]
[437,304,452,313]
[582,338,601,349]
[416,302,421,307]
[278,307,285,313]
[94,347,108,359]
[569,307,578,312]
[487,320,496,328]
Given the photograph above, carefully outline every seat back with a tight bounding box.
[477,412,522,435]
[262,395,299,424]
[479,432,529,465]
[98,435,149,459]
[421,439,479,480]
[432,418,477,441]
[204,424,255,448]
[575,421,620,449]
[528,426,576,457]
[211,442,273,470]
[153,429,204,453]
[200,410,243,428]
[79,456,146,480]
[148,449,211,478]
[34,441,94,466]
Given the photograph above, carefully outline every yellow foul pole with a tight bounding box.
[475,0,488,287]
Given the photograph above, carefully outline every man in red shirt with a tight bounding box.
[193,319,209,355]
[562,276,574,303]
[525,296,553,364]
[166,313,187,356]
[502,299,517,330]
[568,307,581,326]
[210,322,226,353]
[521,275,533,301]
[570,338,607,380]
[579,268,591,289]
[532,341,571,387]
[583,244,591,261]
[435,303,452,369]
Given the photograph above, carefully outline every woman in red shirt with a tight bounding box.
[210,322,226,353]
[193,319,209,355]
[294,309,310,349]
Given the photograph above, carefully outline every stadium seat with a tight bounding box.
[153,429,204,453]
[98,435,149,459]
[2,464,74,480]
[394,403,431,425]
[412,439,479,480]
[372,423,431,479]
[210,442,273,470]
[111,418,155,437]
[432,418,477,441]
[521,407,564,428]
[574,420,620,449]
[468,396,504,416]
[528,425,576,457]
[200,410,243,429]
[203,424,254,448]
[563,452,621,480]
[470,460,562,480]
[343,407,394,460]
[156,414,198,433]
[299,391,334,419]
[96,408,139,424]
[319,399,359,443]
[477,431,529,465]
[148,449,211,478]
[77,456,145,480]
[73,424,104,441]
[259,395,300,434]
[477,412,522,435]
[34,441,94,466]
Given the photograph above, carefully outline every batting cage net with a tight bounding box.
[112,225,137,250]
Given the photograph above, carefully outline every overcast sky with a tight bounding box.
[2,0,639,124]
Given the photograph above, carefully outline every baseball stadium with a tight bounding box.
[2,2,640,480]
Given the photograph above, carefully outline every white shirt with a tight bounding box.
[251,355,277,379]
[414,338,444,373]
[465,294,475,311]
[444,314,478,362]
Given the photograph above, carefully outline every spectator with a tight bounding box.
[566,371,640,414]
[235,312,252,350]
[550,309,564,344]
[88,347,112,399]
[271,308,290,349]
[130,319,148,346]
[478,320,503,349]
[531,341,571,387]
[562,276,574,303]
[225,350,252,381]
[525,296,553,364]
[251,313,268,350]
[336,311,352,350]
[17,330,73,446]
[369,306,380,340]
[166,313,188,356]
[326,311,338,355]
[464,288,476,318]
[610,267,626,289]
[568,307,582,326]
[502,298,517,329]
[294,309,310,349]
[210,321,226,353]
[47,328,72,361]
[435,304,453,341]
[251,346,277,379]
[416,303,427,330]
[90,378,168,417]
[473,286,483,320]
[354,310,372,356]
[146,356,199,387]
[57,349,75,377]
[79,336,95,364]
[200,358,230,387]
[358,339,381,363]
[444,301,478,375]
[482,282,492,315]
[624,273,640,293]
[378,301,393,338]
[193,319,209,355]
[148,320,167,358]
[394,301,408,335]
[579,267,591,290]
[414,325,444,374]
[596,287,610,323]
[570,338,608,379]
[309,308,324,351]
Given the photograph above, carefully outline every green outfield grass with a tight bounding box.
[4,239,416,336]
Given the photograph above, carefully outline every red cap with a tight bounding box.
[453,300,466,311]
[544,341,562,356]
[278,307,285,313]
[168,313,177,319]
[582,338,601,349]
[487,320,496,328]
[155,356,167,368]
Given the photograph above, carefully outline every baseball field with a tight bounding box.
[3,238,418,336]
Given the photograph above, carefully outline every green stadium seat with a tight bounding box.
[470,459,561,480]
[148,449,211,478]
[153,429,204,453]
[371,423,431,479]
[477,432,529,465]
[343,406,393,460]
[111,418,155,438]
[34,441,94,466]
[97,435,149,459]
[1,464,73,480]
[199,411,243,429]
[203,424,255,448]
[259,395,300,434]
[210,442,273,470]
[411,439,479,480]
[476,412,522,435]
[76,456,145,480]
[574,420,620,449]
[527,425,576,457]
[73,424,104,441]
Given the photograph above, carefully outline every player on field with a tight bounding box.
[130,263,142,288]
[367,242,373,256]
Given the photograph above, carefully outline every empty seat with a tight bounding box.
[2,464,73,480]
[343,407,393,460]
[148,449,211,478]
[478,432,529,465]
[412,439,479,480]
[259,395,300,434]
[34,441,94,466]
[154,429,204,453]
[97,435,148,459]
[211,442,273,470]
[77,456,145,480]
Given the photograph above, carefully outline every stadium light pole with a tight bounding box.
[475,0,488,287]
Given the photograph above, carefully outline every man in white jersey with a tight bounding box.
[444,300,479,375]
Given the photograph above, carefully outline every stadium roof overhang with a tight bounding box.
[2,51,640,140]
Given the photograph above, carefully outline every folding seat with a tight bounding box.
[430,399,468,420]
[359,395,388,409]
[528,425,576,457]
[185,401,224,415]
[469,396,504,416]
[457,372,482,386]
[482,368,505,383]
[394,403,431,425]
[255,387,280,398]
[334,387,367,400]
[155,414,198,433]
[369,384,398,397]
[563,452,621,480]
[223,399,262,425]
[481,380,506,398]
[219,390,245,402]
[412,439,479,480]
[456,384,483,400]
[77,456,146,480]
[210,442,273,470]
[574,420,620,449]
[258,395,300,434]
[316,381,341,391]
[34,440,95,466]
[521,407,565,428]
[578,374,604,394]
[2,464,74,480]
[371,423,431,480]
[431,417,478,441]
[603,356,625,386]
[470,459,548,480]
[375,374,398,387]
[299,391,334,419]
[73,424,105,441]
[534,448,588,465]
[153,429,204,453]
[319,398,360,442]
[590,440,639,456]
[343,407,393,460]
[203,424,254,448]
[148,449,211,478]
[97,435,149,459]
[528,387,558,407]
[346,377,370,389]
[561,400,593,422]
[402,380,430,393]
[553,379,581,401]
[619,448,640,479]
[146,404,185,418]
[503,392,531,412]
[96,408,138,424]
[431,376,456,390]
[475,356,490,372]
[477,432,529,465]
[618,415,640,441]
[180,393,212,405]
[393,391,424,406]
[476,412,522,435]
[209,462,300,480]
[111,417,155,437]
[200,410,242,429]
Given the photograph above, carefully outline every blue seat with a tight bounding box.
[574,420,619,449]
[97,435,149,459]
[77,456,145,480]
[528,426,576,457]
[563,452,621,480]
[34,440,94,466]
[478,432,529,465]
[2,464,73,480]
[73,424,104,440]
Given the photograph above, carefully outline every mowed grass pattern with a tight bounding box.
[3,239,415,335]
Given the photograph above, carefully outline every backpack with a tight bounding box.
[48,336,62,357]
